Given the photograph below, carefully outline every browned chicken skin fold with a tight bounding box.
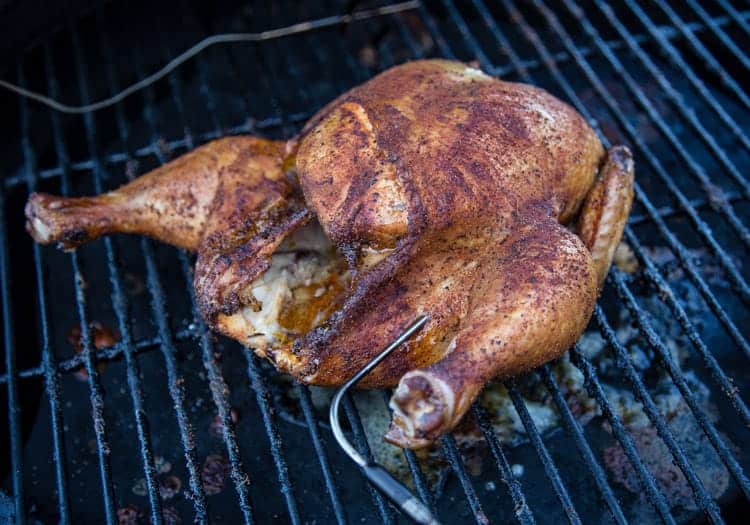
[25,59,634,449]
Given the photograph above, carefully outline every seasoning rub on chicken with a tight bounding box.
[25,60,634,448]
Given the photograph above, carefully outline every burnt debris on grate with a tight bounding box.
[2,0,750,524]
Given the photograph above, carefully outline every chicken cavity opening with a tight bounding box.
[242,220,350,351]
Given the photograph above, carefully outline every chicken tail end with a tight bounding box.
[577,144,634,290]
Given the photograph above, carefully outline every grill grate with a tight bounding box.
[2,0,750,523]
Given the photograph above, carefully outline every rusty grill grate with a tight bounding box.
[1,0,750,523]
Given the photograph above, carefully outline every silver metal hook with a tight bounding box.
[329,315,440,525]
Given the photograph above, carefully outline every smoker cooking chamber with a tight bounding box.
[1,0,750,523]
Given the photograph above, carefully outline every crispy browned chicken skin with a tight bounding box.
[25,60,633,448]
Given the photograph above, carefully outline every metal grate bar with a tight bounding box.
[596,0,750,155]
[554,0,750,233]
[432,0,667,519]
[342,394,396,524]
[68,25,166,525]
[93,11,211,520]
[530,0,750,362]
[438,0,741,520]
[505,0,750,310]
[183,10,360,517]
[538,365,627,525]
[129,45,256,522]
[502,0,744,514]
[471,405,536,525]
[593,304,727,521]
[179,6,358,518]
[416,3,594,521]
[535,0,750,413]
[645,0,750,111]
[259,14,445,519]
[497,0,750,359]
[506,381,581,525]
[470,0,744,465]
[561,0,750,203]
[15,63,72,525]
[716,0,750,36]
[620,0,750,130]
[684,0,750,71]
[178,244,256,525]
[385,24,531,519]
[569,346,676,523]
[0,113,310,191]
[623,226,750,424]
[244,353,302,525]
[369,20,502,522]
[296,385,348,525]
[155,20,305,518]
[3,11,746,195]
[633,180,750,360]
[440,434,490,525]
[0,329,194,383]
[0,158,25,525]
[43,41,118,525]
[608,275,750,498]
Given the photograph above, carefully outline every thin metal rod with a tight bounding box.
[607,276,750,500]
[593,304,727,522]
[538,364,627,525]
[297,385,349,525]
[16,62,72,525]
[0,1,419,114]
[423,1,666,521]
[506,380,582,525]
[179,2,353,518]
[43,39,118,525]
[683,0,750,72]
[568,0,750,212]
[130,43,255,520]
[245,352,302,525]
[569,347,676,523]
[0,166,26,525]
[68,23,165,525]
[330,316,439,525]
[330,316,428,467]
[94,8,210,519]
[496,0,750,357]
[716,0,750,37]
[471,405,536,525]
[623,227,750,424]
[634,0,750,112]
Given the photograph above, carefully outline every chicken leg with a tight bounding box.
[25,136,299,251]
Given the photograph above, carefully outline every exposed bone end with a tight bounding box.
[384,371,456,449]
[25,192,103,250]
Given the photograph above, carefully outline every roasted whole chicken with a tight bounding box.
[26,60,633,448]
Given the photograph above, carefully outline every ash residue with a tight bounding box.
[603,410,730,513]
[201,454,231,496]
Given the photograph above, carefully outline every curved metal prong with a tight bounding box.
[329,315,440,525]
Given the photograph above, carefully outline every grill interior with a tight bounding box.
[2,0,750,523]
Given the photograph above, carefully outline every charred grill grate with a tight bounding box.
[1,0,750,523]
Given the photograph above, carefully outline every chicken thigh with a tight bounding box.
[25,59,633,448]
